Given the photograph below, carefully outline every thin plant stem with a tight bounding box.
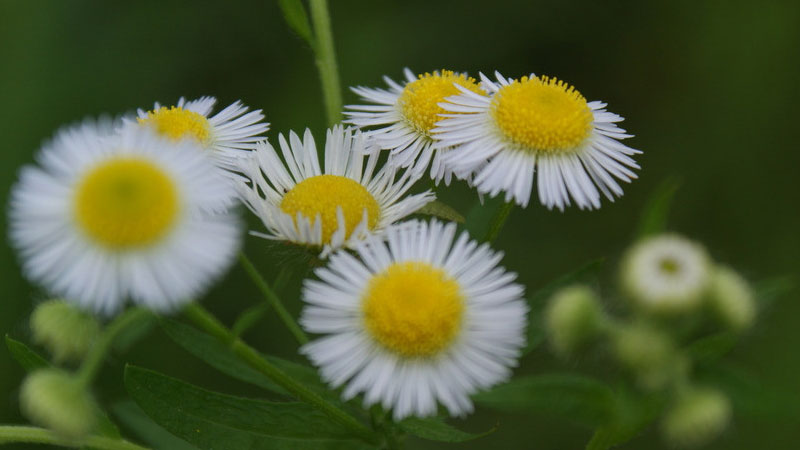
[309,0,343,126]
[183,304,379,445]
[238,253,309,345]
[483,201,514,243]
[76,308,152,388]
[0,425,149,450]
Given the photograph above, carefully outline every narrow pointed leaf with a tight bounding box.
[124,365,367,449]
[398,417,494,442]
[586,390,664,450]
[277,0,314,46]
[636,177,681,238]
[463,195,505,240]
[5,334,49,371]
[415,200,466,223]
[474,374,616,427]
[112,401,201,450]
[686,332,738,363]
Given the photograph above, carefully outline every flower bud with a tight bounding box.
[20,369,96,439]
[662,386,731,447]
[545,285,604,356]
[612,322,679,389]
[707,266,756,331]
[620,234,711,314]
[30,299,100,363]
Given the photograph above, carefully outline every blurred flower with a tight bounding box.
[300,220,527,420]
[620,234,711,314]
[661,386,731,448]
[434,72,641,209]
[8,121,241,315]
[612,322,680,390]
[345,68,485,185]
[20,369,96,439]
[707,266,756,330]
[545,285,605,356]
[137,96,269,171]
[237,125,433,256]
[30,299,100,363]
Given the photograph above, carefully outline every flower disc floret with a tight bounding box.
[138,106,212,144]
[399,70,483,136]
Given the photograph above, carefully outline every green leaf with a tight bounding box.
[696,362,798,418]
[685,332,738,363]
[397,416,494,443]
[635,177,681,238]
[277,0,314,46]
[586,389,664,450]
[124,365,367,450]
[5,334,49,371]
[754,276,794,308]
[160,319,334,400]
[112,400,200,450]
[463,195,505,240]
[473,373,616,427]
[523,259,605,354]
[415,200,466,223]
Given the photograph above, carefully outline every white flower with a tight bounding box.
[345,69,485,185]
[434,72,641,209]
[620,234,711,313]
[136,96,269,170]
[300,220,528,420]
[236,125,434,256]
[8,121,242,315]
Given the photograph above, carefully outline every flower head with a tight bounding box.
[300,220,528,420]
[620,234,711,314]
[346,69,485,185]
[137,96,269,171]
[236,125,434,256]
[434,72,641,209]
[8,120,242,314]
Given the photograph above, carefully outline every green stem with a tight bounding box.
[76,308,152,388]
[0,425,148,450]
[183,304,379,445]
[239,253,308,345]
[483,201,514,243]
[309,0,343,126]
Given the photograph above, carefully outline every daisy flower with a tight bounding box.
[8,120,242,315]
[345,69,485,185]
[136,96,268,170]
[434,72,641,209]
[300,220,528,420]
[237,125,434,256]
[620,234,711,314]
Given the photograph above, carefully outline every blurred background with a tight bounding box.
[1,0,798,448]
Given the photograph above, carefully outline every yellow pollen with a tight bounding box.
[491,76,594,154]
[363,261,464,357]
[74,158,180,248]
[399,70,485,136]
[138,106,212,144]
[280,175,380,245]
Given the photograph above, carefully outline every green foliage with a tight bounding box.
[112,401,200,450]
[473,374,616,427]
[635,177,681,238]
[463,195,506,240]
[586,390,664,450]
[685,332,739,363]
[124,365,369,449]
[5,335,49,371]
[397,416,494,443]
[695,363,798,419]
[277,0,314,46]
[415,200,466,223]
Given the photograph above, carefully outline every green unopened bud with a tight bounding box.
[707,266,756,331]
[620,234,711,314]
[612,322,679,389]
[20,369,96,439]
[545,285,605,356]
[662,386,731,447]
[31,299,100,363]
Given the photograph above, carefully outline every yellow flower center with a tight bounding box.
[138,106,212,144]
[363,261,464,357]
[280,174,380,245]
[491,76,594,154]
[399,70,484,136]
[74,158,180,248]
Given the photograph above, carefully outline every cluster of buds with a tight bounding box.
[544,233,756,447]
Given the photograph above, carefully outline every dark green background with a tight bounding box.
[1,1,798,449]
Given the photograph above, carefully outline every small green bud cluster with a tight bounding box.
[31,299,100,363]
[543,232,756,448]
